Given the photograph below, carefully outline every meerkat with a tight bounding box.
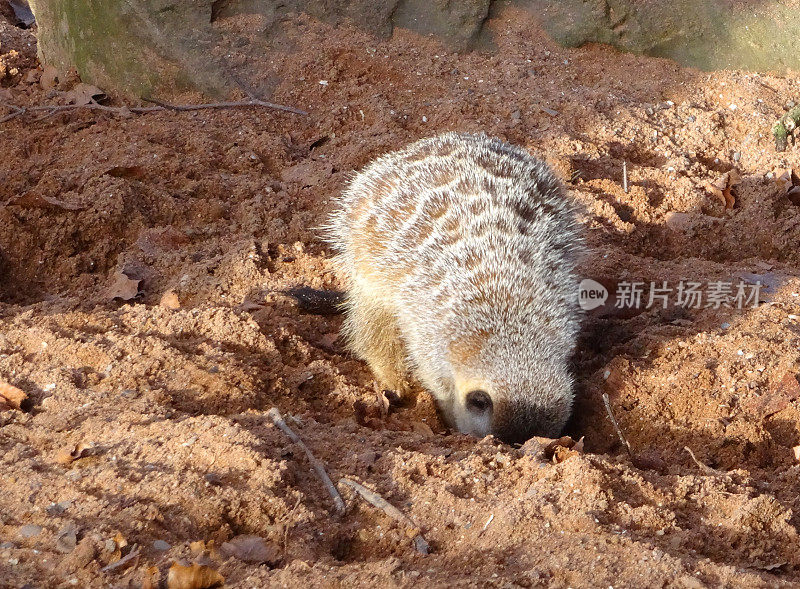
[325,132,584,443]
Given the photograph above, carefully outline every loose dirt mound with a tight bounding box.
[1,8,799,588]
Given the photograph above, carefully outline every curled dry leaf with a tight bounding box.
[0,380,27,410]
[166,562,224,589]
[773,167,800,206]
[55,442,92,465]
[64,82,106,106]
[220,535,280,565]
[543,435,584,464]
[55,524,78,554]
[105,270,141,301]
[706,169,741,209]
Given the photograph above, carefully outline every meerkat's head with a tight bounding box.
[451,365,573,443]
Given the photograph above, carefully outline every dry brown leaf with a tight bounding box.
[220,535,280,565]
[55,442,92,465]
[105,270,141,301]
[40,64,59,90]
[237,300,264,312]
[7,191,84,211]
[64,82,106,106]
[543,435,584,464]
[160,291,181,310]
[0,380,27,410]
[744,372,800,419]
[664,211,695,232]
[55,525,77,553]
[136,226,190,257]
[166,562,224,589]
[105,165,145,179]
[706,169,741,209]
[410,421,434,436]
[189,540,206,553]
[774,167,800,206]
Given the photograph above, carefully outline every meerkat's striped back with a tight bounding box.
[327,133,584,442]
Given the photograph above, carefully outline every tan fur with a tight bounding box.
[326,132,585,443]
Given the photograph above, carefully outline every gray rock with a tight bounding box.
[19,524,43,538]
[152,539,171,551]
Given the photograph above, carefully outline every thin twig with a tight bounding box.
[684,446,725,475]
[283,495,303,555]
[479,513,494,536]
[0,102,25,123]
[602,393,633,458]
[267,407,345,515]
[623,161,629,193]
[100,545,140,573]
[141,96,307,115]
[339,478,430,554]
[0,97,307,124]
[228,72,261,102]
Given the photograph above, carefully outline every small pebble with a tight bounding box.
[732,151,741,162]
[153,540,171,551]
[0,542,16,549]
[19,525,43,538]
[721,323,731,330]
[46,501,72,515]
[204,472,223,486]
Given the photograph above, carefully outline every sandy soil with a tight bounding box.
[1,7,800,588]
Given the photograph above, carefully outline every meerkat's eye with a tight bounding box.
[465,390,492,414]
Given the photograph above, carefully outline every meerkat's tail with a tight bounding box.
[280,286,346,315]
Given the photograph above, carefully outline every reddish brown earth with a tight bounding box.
[1,7,800,588]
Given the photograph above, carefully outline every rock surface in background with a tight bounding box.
[523,0,800,73]
[25,0,800,99]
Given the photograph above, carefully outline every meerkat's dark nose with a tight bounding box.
[466,390,493,414]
